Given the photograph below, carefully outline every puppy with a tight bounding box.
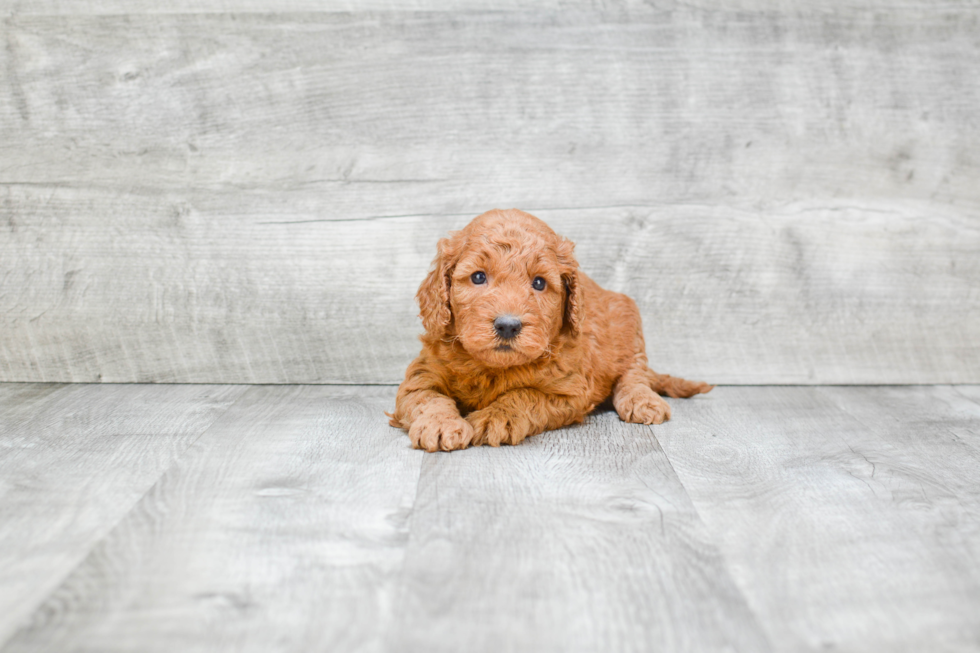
[389,209,712,451]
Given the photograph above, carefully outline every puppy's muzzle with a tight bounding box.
[493,315,523,340]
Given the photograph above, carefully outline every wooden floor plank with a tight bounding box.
[0,383,247,648]
[4,384,978,651]
[952,385,980,412]
[387,407,771,653]
[655,385,980,652]
[0,383,69,425]
[0,385,422,653]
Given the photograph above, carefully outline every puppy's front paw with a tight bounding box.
[614,385,672,425]
[409,414,475,452]
[467,406,532,447]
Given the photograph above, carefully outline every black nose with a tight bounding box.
[493,315,523,340]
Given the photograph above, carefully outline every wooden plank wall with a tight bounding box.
[2,4,978,384]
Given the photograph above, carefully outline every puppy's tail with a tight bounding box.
[645,370,714,398]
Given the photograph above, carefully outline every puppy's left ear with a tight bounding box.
[556,237,581,336]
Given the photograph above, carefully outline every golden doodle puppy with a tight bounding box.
[389,209,712,451]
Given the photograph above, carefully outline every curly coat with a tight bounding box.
[389,209,712,451]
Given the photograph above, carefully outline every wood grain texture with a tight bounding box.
[952,385,980,409]
[655,385,980,652]
[2,0,553,14]
[0,385,423,653]
[3,11,977,203]
[11,0,980,15]
[2,196,977,384]
[2,9,979,384]
[0,382,247,648]
[8,0,980,15]
[2,383,979,651]
[388,407,772,653]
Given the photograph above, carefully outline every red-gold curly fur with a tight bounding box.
[389,209,712,451]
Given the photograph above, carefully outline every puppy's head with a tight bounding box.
[418,209,580,368]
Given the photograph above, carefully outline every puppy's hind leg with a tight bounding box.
[613,363,672,425]
[612,361,714,425]
[611,302,713,424]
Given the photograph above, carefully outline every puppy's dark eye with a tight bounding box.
[471,271,487,285]
[532,276,546,291]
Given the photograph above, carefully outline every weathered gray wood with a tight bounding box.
[2,9,979,384]
[388,408,772,653]
[3,11,977,203]
[2,195,977,384]
[655,385,980,652]
[5,0,980,14]
[0,382,69,426]
[2,0,547,14]
[0,382,247,648]
[0,385,423,653]
[3,383,980,651]
[953,385,980,410]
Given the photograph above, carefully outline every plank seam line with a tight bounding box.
[949,385,980,411]
[238,202,749,225]
[0,385,254,652]
[379,452,428,649]
[649,424,777,651]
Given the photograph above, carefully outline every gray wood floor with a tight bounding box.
[2,383,978,652]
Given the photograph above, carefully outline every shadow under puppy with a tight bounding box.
[389,208,712,451]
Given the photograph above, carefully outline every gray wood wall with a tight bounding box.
[2,3,978,384]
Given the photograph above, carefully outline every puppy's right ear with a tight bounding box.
[417,233,462,338]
